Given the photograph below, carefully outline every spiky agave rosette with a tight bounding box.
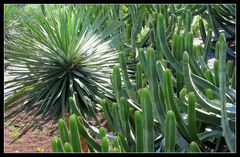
[4,5,122,125]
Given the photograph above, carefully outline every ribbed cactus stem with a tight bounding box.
[163,69,189,141]
[215,41,220,60]
[226,60,234,81]
[63,142,73,152]
[51,137,59,152]
[112,65,122,101]
[147,48,165,126]
[218,33,235,152]
[175,35,184,94]
[188,141,201,152]
[138,48,147,77]
[101,137,110,152]
[177,35,184,60]
[136,62,142,90]
[204,29,212,63]
[69,115,82,152]
[58,119,69,144]
[188,92,199,142]
[165,110,176,152]
[231,67,236,89]
[119,52,137,101]
[68,130,72,147]
[52,137,64,152]
[179,88,188,101]
[214,59,219,86]
[100,99,114,131]
[134,111,144,152]
[112,103,121,134]
[119,97,130,140]
[140,88,154,152]
[204,69,215,84]
[184,9,192,34]
[172,33,178,59]
[125,23,131,41]
[185,32,205,78]
[128,107,135,133]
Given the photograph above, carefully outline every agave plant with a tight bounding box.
[4,4,26,47]
[4,5,122,125]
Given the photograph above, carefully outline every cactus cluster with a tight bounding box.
[51,6,235,152]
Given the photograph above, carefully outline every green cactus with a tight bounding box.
[63,142,73,152]
[182,51,234,117]
[101,137,110,152]
[113,136,122,152]
[58,119,69,144]
[214,59,219,86]
[99,127,107,139]
[134,111,143,152]
[112,147,120,152]
[112,65,122,102]
[185,32,205,78]
[163,69,189,141]
[125,23,131,41]
[188,141,201,152]
[136,62,143,90]
[184,9,192,34]
[112,103,121,134]
[119,52,137,101]
[146,48,165,126]
[204,69,215,84]
[218,33,235,152]
[203,29,212,63]
[119,97,131,141]
[51,137,59,152]
[139,88,154,152]
[215,41,220,60]
[187,92,199,143]
[100,99,114,131]
[52,137,64,152]
[231,67,236,89]
[165,110,176,152]
[69,115,82,152]
[226,60,234,81]
[204,88,214,100]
